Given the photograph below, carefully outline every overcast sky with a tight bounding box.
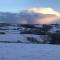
[0,0,60,12]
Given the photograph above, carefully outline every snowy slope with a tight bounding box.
[0,24,60,43]
[0,43,60,60]
[0,24,49,43]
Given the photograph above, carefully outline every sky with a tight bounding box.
[0,0,60,12]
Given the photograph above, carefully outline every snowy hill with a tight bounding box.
[0,23,60,44]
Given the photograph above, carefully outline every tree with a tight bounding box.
[50,32,60,44]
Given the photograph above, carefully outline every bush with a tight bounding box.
[50,33,60,44]
[27,37,40,44]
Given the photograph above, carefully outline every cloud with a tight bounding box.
[22,8,60,24]
[34,15,59,24]
[27,8,60,17]
[0,8,60,24]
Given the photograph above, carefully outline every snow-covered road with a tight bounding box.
[0,43,60,60]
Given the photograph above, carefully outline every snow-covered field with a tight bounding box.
[0,34,49,43]
[0,24,60,60]
[0,43,60,60]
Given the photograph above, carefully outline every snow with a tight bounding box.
[0,34,49,43]
[0,34,29,43]
[0,25,49,43]
[0,24,60,60]
[0,24,60,43]
[0,43,60,60]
